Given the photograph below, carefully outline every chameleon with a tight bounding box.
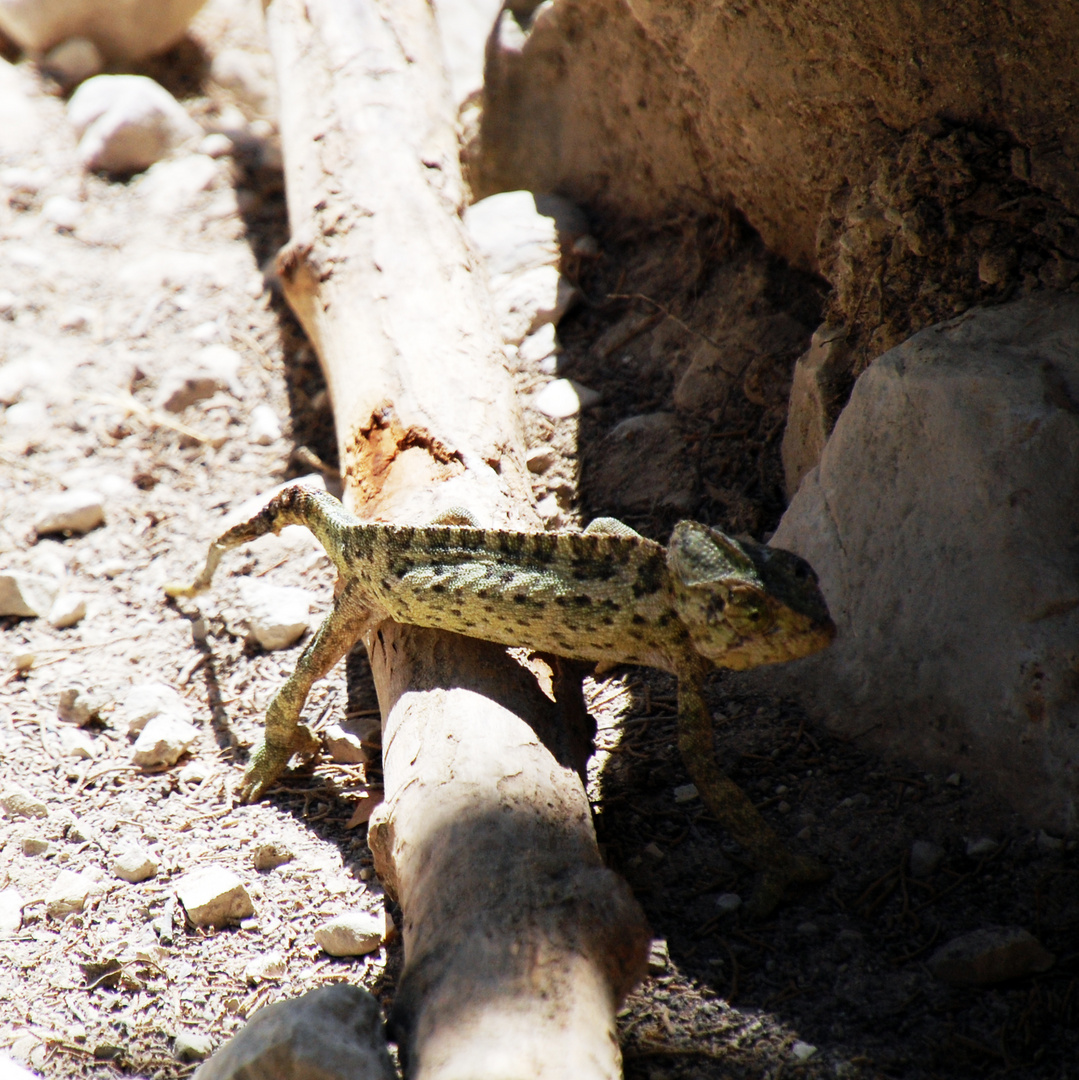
[166,483,835,916]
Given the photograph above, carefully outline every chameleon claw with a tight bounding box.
[236,725,322,804]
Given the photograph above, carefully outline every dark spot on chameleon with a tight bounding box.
[572,595,593,607]
[529,534,557,563]
[599,600,621,613]
[632,554,666,597]
[477,589,490,599]
[498,532,525,556]
[628,629,644,640]
[381,579,394,591]
[601,617,614,626]
[483,604,496,613]
[500,571,517,584]
[449,608,463,618]
[398,526,416,547]
[463,620,477,629]
[513,594,529,604]
[656,610,676,627]
[631,614,646,625]
[431,584,446,594]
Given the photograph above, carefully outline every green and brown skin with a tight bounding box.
[167,484,836,916]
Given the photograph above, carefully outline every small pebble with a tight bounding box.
[314,910,384,956]
[121,682,192,736]
[173,1033,214,1063]
[41,196,83,230]
[910,839,945,878]
[531,378,601,419]
[0,572,60,618]
[945,772,962,787]
[0,886,25,934]
[1037,829,1065,854]
[113,847,159,883]
[252,842,294,871]
[248,403,282,445]
[929,927,1054,986]
[48,593,87,629]
[131,715,199,767]
[175,867,254,928]
[672,783,698,803]
[715,893,742,915]
[244,952,286,983]
[525,447,556,474]
[323,723,366,765]
[33,489,105,535]
[57,686,107,726]
[21,836,51,856]
[965,836,999,858]
[198,132,234,158]
[240,581,313,650]
[791,1041,817,1062]
[642,842,664,860]
[647,938,669,974]
[13,652,34,672]
[45,868,103,918]
[2,788,49,819]
[58,727,97,759]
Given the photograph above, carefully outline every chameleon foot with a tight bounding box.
[745,852,831,921]
[236,723,321,803]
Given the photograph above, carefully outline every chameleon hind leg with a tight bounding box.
[238,579,373,803]
[676,662,828,918]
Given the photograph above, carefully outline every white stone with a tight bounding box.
[0,572,60,617]
[21,836,49,856]
[139,153,218,212]
[154,344,242,411]
[531,378,600,419]
[248,403,281,445]
[0,0,208,60]
[57,686,107,726]
[492,265,577,345]
[465,190,587,277]
[68,75,200,174]
[525,447,555,474]
[198,132,233,159]
[131,714,198,766]
[43,36,103,85]
[58,727,96,759]
[13,652,34,672]
[909,840,945,878]
[191,984,393,1080]
[1,400,49,450]
[243,951,286,983]
[965,837,999,859]
[0,886,24,934]
[120,682,192,736]
[766,297,1079,831]
[45,868,103,918]
[517,322,560,365]
[791,1041,817,1062]
[173,1033,214,1062]
[41,195,83,229]
[672,783,698,803]
[1,788,48,820]
[715,893,742,914]
[240,581,313,651]
[323,723,366,765]
[0,289,16,317]
[175,867,254,928]
[314,910,383,957]
[47,592,87,629]
[113,846,159,883]
[33,489,105,535]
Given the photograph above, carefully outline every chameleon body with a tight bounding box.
[167,484,836,916]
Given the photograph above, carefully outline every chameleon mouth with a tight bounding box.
[718,616,836,671]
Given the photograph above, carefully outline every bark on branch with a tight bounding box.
[262,0,650,1075]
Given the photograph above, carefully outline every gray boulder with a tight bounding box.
[766,296,1079,832]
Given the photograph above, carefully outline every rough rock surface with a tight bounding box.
[194,984,394,1080]
[475,0,1079,275]
[764,296,1079,830]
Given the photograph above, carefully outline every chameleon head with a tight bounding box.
[667,521,836,670]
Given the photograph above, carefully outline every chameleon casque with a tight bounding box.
[167,483,836,916]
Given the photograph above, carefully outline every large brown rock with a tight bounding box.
[475,1,1079,276]
[762,295,1079,832]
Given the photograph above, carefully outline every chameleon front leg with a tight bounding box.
[675,662,828,918]
[238,580,373,803]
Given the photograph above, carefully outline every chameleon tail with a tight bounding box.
[164,484,361,598]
